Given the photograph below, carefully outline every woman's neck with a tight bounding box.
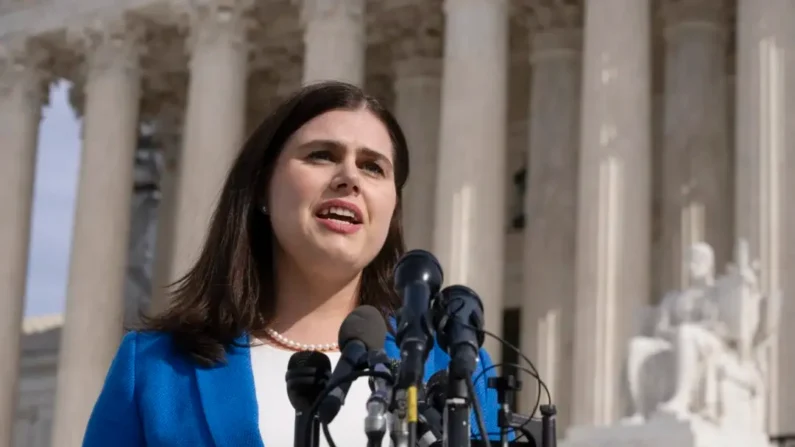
[268,254,360,347]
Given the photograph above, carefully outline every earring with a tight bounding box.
[261,205,268,214]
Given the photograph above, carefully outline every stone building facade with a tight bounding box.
[2,0,795,446]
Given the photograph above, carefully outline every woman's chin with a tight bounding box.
[307,242,368,272]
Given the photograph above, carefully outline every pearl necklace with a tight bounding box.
[264,328,339,352]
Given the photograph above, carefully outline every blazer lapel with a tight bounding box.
[195,335,264,447]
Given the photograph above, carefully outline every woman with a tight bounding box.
[82,81,500,446]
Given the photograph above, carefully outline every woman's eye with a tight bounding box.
[362,161,385,176]
[307,150,333,162]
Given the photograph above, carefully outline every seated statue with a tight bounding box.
[623,240,777,430]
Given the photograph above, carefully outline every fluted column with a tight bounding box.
[571,0,651,427]
[518,26,581,430]
[658,0,731,293]
[734,0,795,433]
[51,19,143,447]
[434,0,509,358]
[149,105,183,314]
[393,24,442,251]
[300,0,365,86]
[168,1,249,283]
[0,39,47,447]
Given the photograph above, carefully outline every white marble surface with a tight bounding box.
[563,416,772,447]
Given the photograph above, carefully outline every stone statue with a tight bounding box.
[623,240,778,431]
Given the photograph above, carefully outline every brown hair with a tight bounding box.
[142,82,410,366]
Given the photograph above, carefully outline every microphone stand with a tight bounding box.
[486,374,555,447]
[307,413,321,447]
[364,352,393,447]
[444,360,472,447]
[390,389,410,447]
[540,405,557,447]
[488,375,522,447]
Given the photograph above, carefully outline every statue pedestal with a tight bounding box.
[562,416,771,447]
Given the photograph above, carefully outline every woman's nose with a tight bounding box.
[330,161,361,194]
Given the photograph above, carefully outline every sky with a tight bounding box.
[23,81,82,317]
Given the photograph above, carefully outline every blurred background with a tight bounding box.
[2,0,795,446]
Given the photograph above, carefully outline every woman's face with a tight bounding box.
[268,108,398,279]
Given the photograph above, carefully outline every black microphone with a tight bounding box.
[317,305,387,424]
[393,250,443,447]
[417,370,447,447]
[393,249,443,385]
[425,369,448,413]
[286,351,332,447]
[432,285,486,447]
[417,406,443,447]
[433,285,485,378]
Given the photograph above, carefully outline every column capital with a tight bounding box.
[523,0,583,35]
[181,0,254,57]
[444,0,509,14]
[69,17,146,80]
[298,0,364,25]
[530,28,582,63]
[658,0,729,32]
[391,9,443,79]
[395,57,442,80]
[0,37,50,109]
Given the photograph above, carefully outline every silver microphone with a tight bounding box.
[365,362,393,447]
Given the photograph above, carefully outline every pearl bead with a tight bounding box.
[264,328,339,352]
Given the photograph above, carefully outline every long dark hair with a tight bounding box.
[143,82,410,366]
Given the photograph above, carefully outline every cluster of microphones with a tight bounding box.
[284,249,556,447]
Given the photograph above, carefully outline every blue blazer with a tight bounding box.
[83,330,503,446]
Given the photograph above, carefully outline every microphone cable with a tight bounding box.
[466,373,492,447]
[470,328,553,444]
[474,361,551,441]
[303,369,395,447]
[439,295,553,443]
[473,361,551,418]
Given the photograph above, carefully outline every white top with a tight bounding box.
[251,341,390,447]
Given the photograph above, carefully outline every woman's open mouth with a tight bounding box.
[314,201,363,234]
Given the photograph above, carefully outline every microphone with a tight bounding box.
[317,305,387,424]
[364,360,393,447]
[393,250,443,446]
[432,285,486,446]
[425,369,448,414]
[417,406,443,447]
[433,285,485,378]
[394,250,443,388]
[285,351,332,447]
[417,369,446,447]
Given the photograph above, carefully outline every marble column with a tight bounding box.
[168,2,248,284]
[518,28,581,430]
[658,0,731,293]
[300,0,365,86]
[571,0,651,427]
[434,0,509,358]
[149,105,182,314]
[51,20,143,447]
[0,40,46,447]
[393,33,442,251]
[734,0,795,433]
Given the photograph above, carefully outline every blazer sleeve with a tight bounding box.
[82,331,144,447]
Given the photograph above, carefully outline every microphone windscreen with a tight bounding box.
[338,305,387,350]
[393,249,444,291]
[286,351,332,411]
